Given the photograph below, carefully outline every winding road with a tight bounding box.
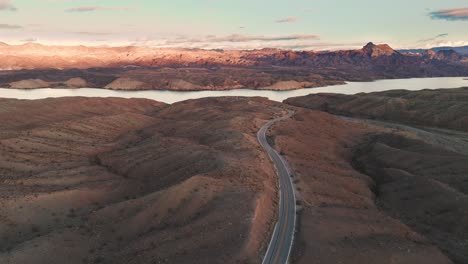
[258,109,296,264]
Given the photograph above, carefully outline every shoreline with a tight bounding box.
[1,77,467,104]
[1,81,347,92]
[1,76,467,92]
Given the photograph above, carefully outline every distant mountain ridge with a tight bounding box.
[0,42,467,91]
[399,45,468,55]
[0,41,465,70]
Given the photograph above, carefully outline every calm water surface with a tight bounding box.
[0,77,467,103]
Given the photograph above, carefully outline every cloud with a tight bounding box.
[427,40,468,48]
[0,23,22,29]
[66,6,103,12]
[209,34,318,42]
[130,33,329,50]
[400,39,468,50]
[0,0,16,11]
[279,42,363,51]
[150,34,320,46]
[66,5,136,12]
[418,33,449,43]
[429,8,468,21]
[72,31,112,36]
[402,39,468,50]
[20,38,37,42]
[275,17,299,23]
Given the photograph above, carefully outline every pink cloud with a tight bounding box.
[429,8,468,21]
[275,17,299,23]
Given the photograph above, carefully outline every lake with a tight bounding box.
[0,77,467,103]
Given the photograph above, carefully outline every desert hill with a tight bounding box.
[282,88,468,263]
[284,87,468,132]
[270,107,463,264]
[1,94,467,263]
[0,96,286,263]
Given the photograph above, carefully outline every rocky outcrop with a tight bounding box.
[8,77,88,89]
[424,49,462,61]
[104,77,149,90]
[168,79,203,90]
[259,80,314,90]
[435,50,462,61]
[62,77,88,88]
[9,79,50,89]
[362,42,397,57]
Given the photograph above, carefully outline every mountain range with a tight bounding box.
[0,42,467,90]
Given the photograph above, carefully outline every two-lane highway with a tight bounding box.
[258,110,296,264]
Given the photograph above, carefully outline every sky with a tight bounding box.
[0,0,467,50]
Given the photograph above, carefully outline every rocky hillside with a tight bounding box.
[0,42,465,70]
[281,90,468,263]
[0,97,284,264]
[1,95,467,263]
[0,42,467,90]
[284,87,468,132]
[271,106,467,264]
[353,133,468,264]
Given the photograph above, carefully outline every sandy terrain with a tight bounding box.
[0,96,288,264]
